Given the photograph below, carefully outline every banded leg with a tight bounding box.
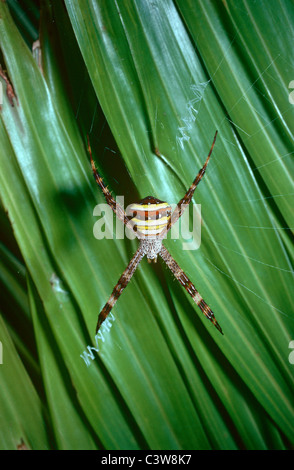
[159,130,218,239]
[159,245,223,334]
[96,247,144,333]
[87,135,138,237]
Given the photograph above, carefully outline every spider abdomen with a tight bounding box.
[129,196,171,238]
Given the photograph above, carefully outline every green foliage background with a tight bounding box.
[0,0,293,450]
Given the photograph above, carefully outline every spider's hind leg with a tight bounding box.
[171,130,218,224]
[87,135,138,236]
[157,131,218,240]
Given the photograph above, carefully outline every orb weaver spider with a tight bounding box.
[88,131,223,335]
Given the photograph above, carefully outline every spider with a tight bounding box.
[88,131,223,336]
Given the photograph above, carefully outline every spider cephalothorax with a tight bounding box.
[88,131,223,335]
[139,237,163,261]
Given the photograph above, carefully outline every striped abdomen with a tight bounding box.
[128,196,171,238]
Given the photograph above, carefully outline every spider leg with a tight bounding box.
[96,246,144,333]
[159,130,218,239]
[159,245,223,334]
[87,135,139,238]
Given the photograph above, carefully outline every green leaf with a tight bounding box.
[0,0,293,450]
[0,314,49,449]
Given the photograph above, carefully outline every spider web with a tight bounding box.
[174,35,294,332]
[82,9,294,354]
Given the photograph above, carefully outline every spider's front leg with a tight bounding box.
[96,247,144,333]
[159,245,223,334]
